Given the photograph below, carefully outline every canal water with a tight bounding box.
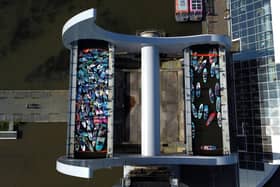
[95,0,202,36]
[0,123,122,187]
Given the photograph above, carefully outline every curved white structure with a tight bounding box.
[57,8,237,179]
[57,154,238,178]
[57,160,93,179]
[62,9,231,53]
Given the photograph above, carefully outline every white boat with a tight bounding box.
[175,0,189,22]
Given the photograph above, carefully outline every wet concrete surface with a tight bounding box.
[0,123,122,187]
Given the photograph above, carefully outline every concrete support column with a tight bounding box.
[141,44,160,156]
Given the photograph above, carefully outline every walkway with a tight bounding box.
[0,90,68,122]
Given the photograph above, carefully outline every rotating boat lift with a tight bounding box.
[57,8,237,179]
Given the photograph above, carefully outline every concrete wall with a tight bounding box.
[0,90,68,122]
[202,0,229,35]
[114,62,185,154]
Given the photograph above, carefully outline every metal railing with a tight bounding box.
[0,131,17,139]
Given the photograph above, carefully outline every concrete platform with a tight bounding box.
[0,90,67,122]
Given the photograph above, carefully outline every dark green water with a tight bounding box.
[0,123,122,187]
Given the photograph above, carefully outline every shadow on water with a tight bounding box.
[24,49,69,83]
